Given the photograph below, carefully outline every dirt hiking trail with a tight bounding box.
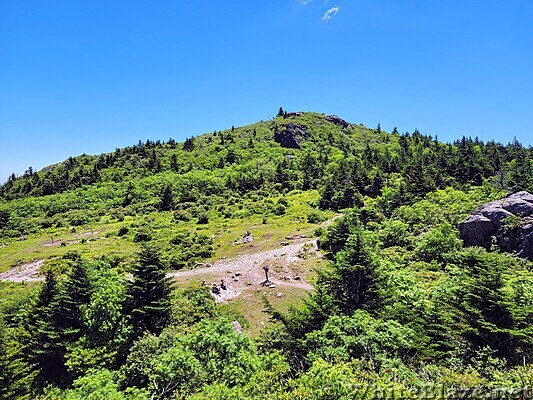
[0,240,321,302]
[169,239,319,302]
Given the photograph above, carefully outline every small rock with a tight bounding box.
[234,272,242,277]
[232,320,243,334]
[221,256,227,259]
[276,293,284,298]
[281,242,289,246]
[293,275,301,280]
[246,281,252,286]
[18,236,27,241]
[268,284,276,288]
[233,278,239,282]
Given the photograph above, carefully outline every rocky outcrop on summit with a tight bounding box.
[274,124,309,149]
[458,191,533,260]
[325,115,350,129]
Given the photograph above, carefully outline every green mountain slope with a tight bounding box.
[1,111,532,228]
[0,110,532,399]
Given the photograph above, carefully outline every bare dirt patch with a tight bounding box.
[169,240,319,303]
[0,259,45,282]
[41,239,80,247]
[74,230,101,237]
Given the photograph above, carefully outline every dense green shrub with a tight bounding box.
[133,230,152,242]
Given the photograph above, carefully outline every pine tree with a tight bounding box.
[60,260,92,341]
[126,245,172,339]
[159,184,175,211]
[170,153,179,171]
[27,271,69,388]
[323,228,379,315]
[0,321,34,399]
[456,249,520,361]
[183,136,195,151]
[0,209,9,231]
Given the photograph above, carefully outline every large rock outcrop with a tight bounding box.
[274,124,309,149]
[325,115,350,129]
[458,191,533,260]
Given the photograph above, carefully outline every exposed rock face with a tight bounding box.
[284,112,302,118]
[325,115,350,129]
[458,191,533,260]
[274,124,309,149]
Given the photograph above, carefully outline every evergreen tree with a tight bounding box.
[318,228,379,316]
[0,321,34,399]
[0,209,9,231]
[455,249,523,361]
[27,271,69,388]
[183,136,195,151]
[60,260,92,341]
[170,153,179,171]
[126,245,172,339]
[159,184,175,211]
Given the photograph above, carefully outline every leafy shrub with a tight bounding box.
[314,226,325,237]
[304,311,417,366]
[133,230,152,242]
[68,211,89,226]
[415,222,462,262]
[117,226,129,236]
[109,209,125,222]
[277,197,289,207]
[196,213,209,224]
[124,319,279,399]
[273,203,286,216]
[39,218,54,229]
[379,219,411,248]
[307,210,326,224]
[173,210,192,222]
[169,232,214,269]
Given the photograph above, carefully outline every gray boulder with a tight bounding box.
[458,214,497,247]
[518,228,533,260]
[501,191,533,217]
[274,124,309,149]
[458,191,533,260]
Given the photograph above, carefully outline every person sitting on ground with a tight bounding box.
[211,283,220,295]
[220,279,227,290]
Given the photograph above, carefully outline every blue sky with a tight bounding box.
[1,0,532,182]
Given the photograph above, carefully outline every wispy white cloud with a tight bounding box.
[298,0,312,5]
[321,6,339,21]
